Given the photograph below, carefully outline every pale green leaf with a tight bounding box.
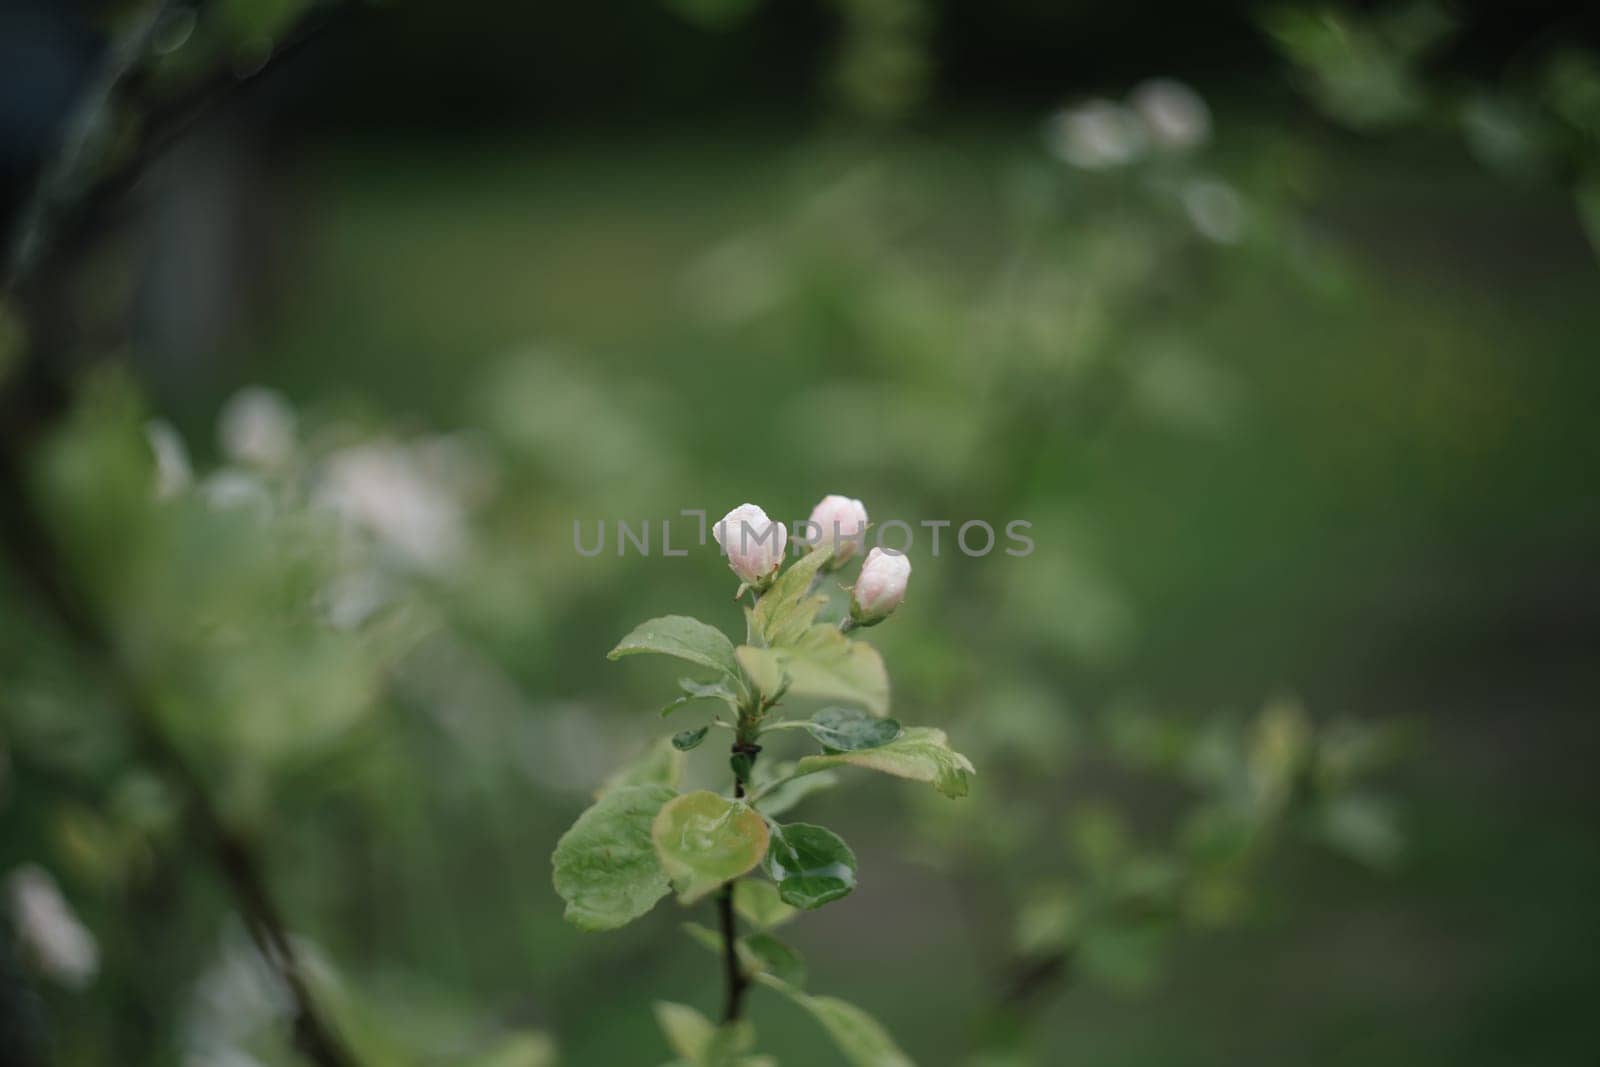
[737,626,888,716]
[795,726,974,798]
[552,784,676,931]
[662,677,743,717]
[610,615,741,679]
[743,932,806,988]
[733,879,797,929]
[466,1032,558,1067]
[653,791,771,904]
[753,545,834,645]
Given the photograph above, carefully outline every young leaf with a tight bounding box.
[733,879,797,929]
[766,823,858,910]
[610,615,741,680]
[552,784,676,931]
[753,544,834,645]
[804,707,901,751]
[652,791,771,904]
[750,763,841,817]
[660,677,741,718]
[795,726,974,798]
[764,983,914,1067]
[597,737,684,797]
[673,726,711,751]
[742,932,806,988]
[737,626,889,716]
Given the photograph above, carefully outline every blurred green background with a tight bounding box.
[1,1,1597,1064]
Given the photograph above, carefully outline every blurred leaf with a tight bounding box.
[611,616,741,681]
[802,707,901,751]
[552,784,676,931]
[733,880,797,929]
[1315,791,1404,871]
[743,932,806,987]
[653,792,770,904]
[766,982,914,1067]
[599,738,685,797]
[766,823,858,910]
[468,1032,559,1067]
[663,0,762,32]
[796,727,973,797]
[655,1001,753,1066]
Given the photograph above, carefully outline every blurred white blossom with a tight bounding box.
[200,469,273,513]
[7,865,98,989]
[218,386,297,469]
[1045,100,1148,170]
[1130,78,1212,151]
[315,440,468,573]
[144,418,194,499]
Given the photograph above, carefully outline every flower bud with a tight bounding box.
[713,503,787,587]
[803,494,869,565]
[851,547,911,624]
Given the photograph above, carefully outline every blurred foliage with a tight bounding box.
[2,0,1598,1064]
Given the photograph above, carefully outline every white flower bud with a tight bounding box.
[803,494,869,565]
[851,547,911,623]
[713,503,787,586]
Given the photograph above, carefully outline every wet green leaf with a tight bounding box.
[804,707,901,751]
[673,726,711,751]
[662,677,742,717]
[552,784,676,931]
[610,615,741,679]
[653,792,770,903]
[795,727,973,797]
[766,823,857,910]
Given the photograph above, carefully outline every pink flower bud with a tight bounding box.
[713,503,787,586]
[803,494,869,564]
[851,547,911,623]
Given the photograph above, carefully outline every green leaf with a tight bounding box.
[466,1032,558,1067]
[766,823,858,910]
[673,727,711,751]
[804,707,901,751]
[653,791,771,904]
[765,983,914,1067]
[737,626,889,716]
[750,763,840,817]
[733,879,797,929]
[598,738,684,797]
[552,784,676,931]
[662,677,743,717]
[753,545,834,645]
[795,726,974,798]
[610,615,741,680]
[742,932,807,988]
